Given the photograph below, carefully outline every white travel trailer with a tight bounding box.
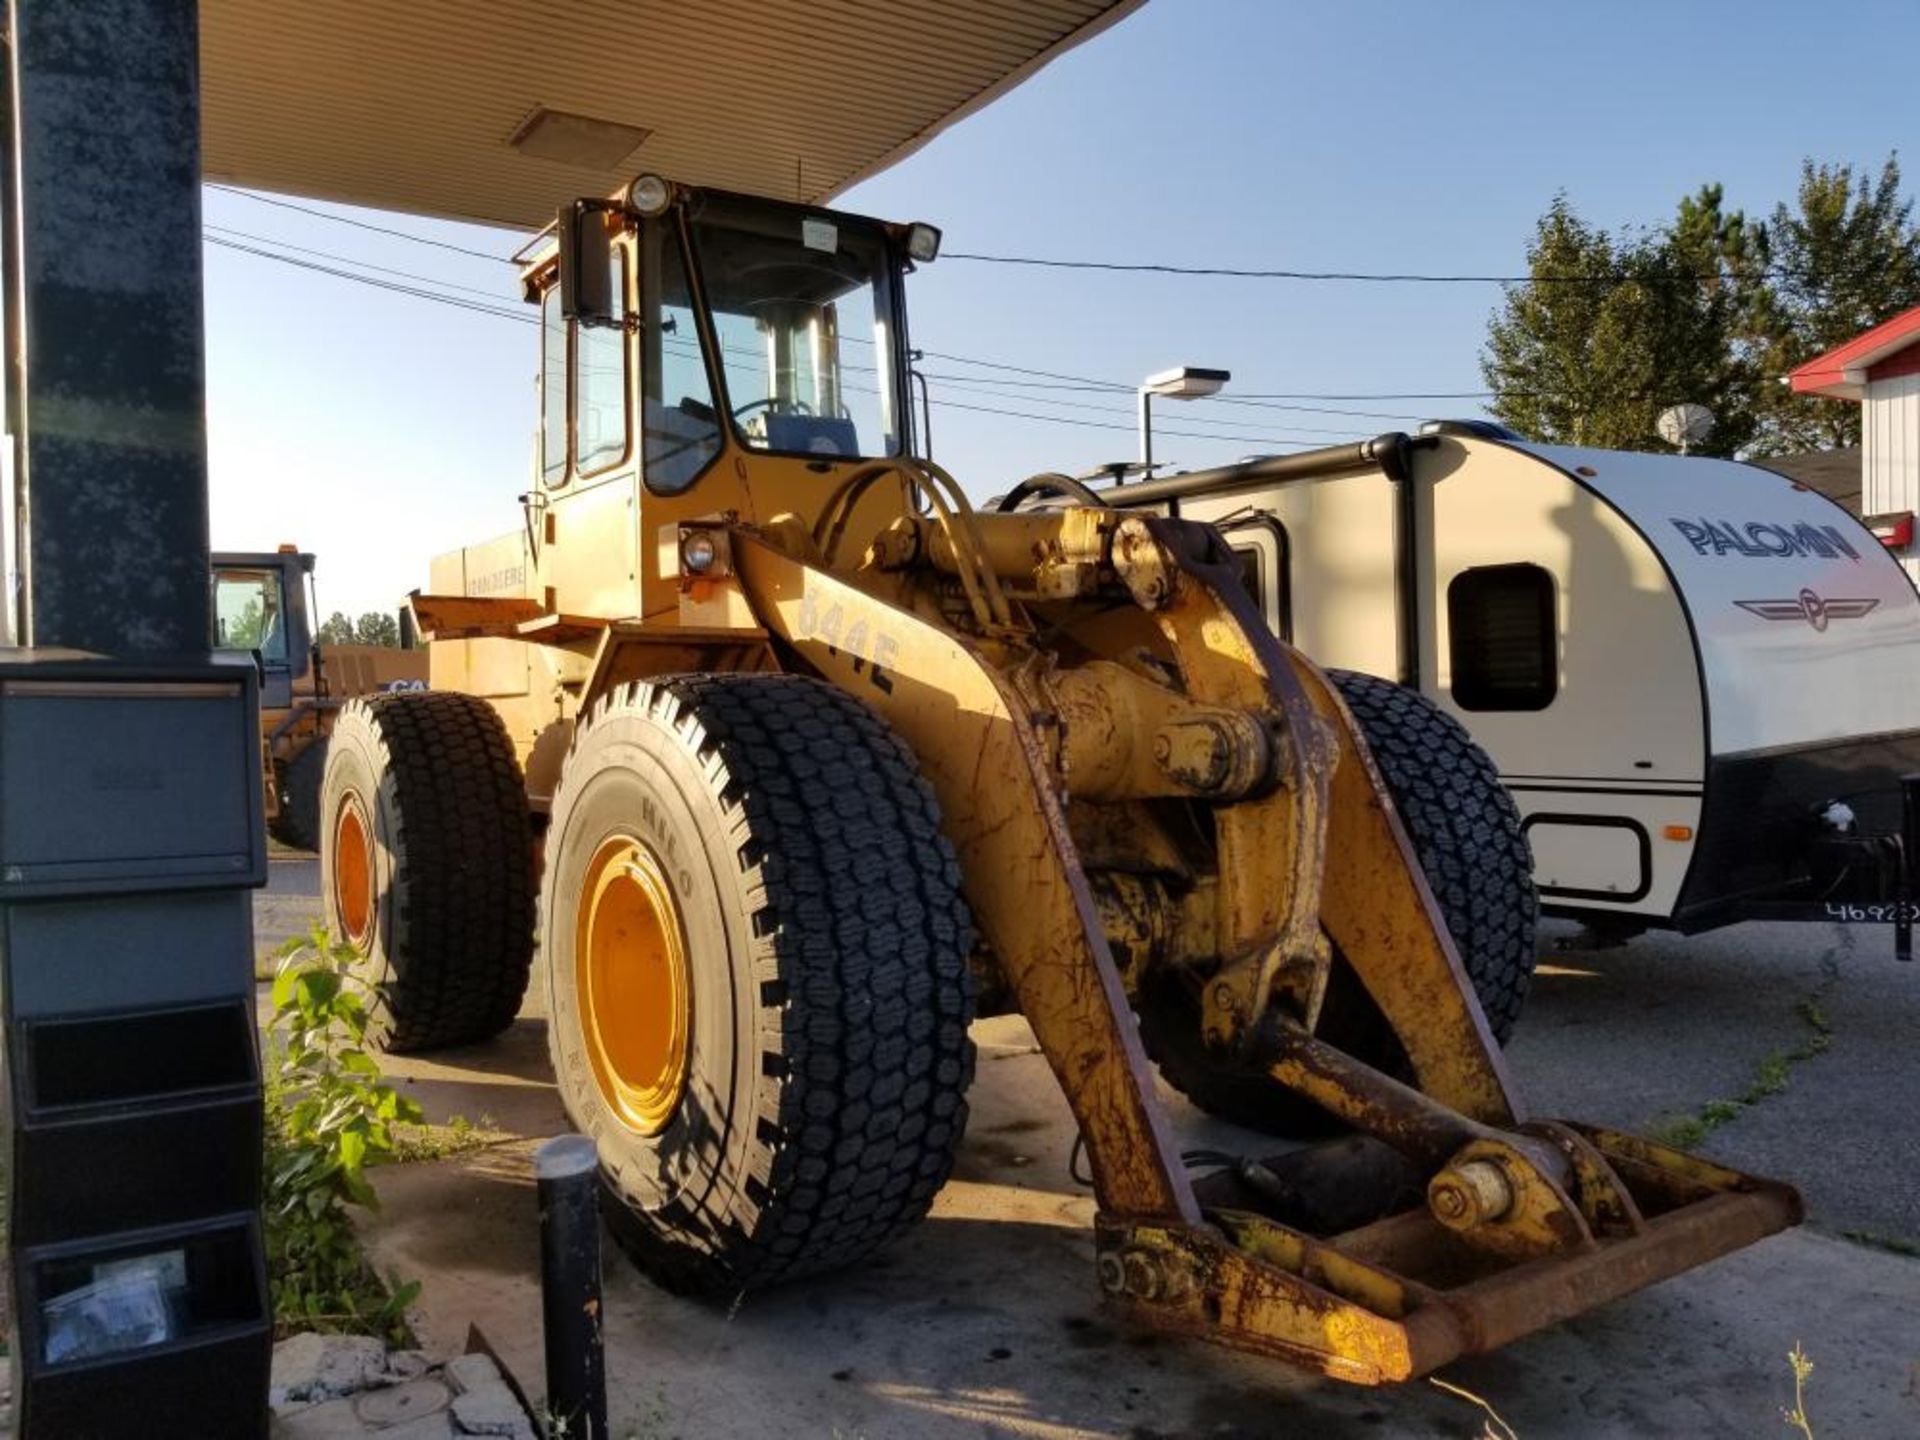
[1066,423,1920,954]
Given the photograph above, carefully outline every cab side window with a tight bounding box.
[540,288,568,485]
[213,568,288,663]
[575,245,629,476]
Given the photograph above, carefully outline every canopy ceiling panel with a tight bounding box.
[199,0,1142,229]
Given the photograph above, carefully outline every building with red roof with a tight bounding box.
[1790,304,1920,574]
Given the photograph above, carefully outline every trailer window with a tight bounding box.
[1448,563,1556,711]
[1217,514,1290,641]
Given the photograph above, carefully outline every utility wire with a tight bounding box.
[204,236,533,324]
[203,193,1494,402]
[914,375,1387,438]
[942,250,1807,287]
[928,395,1342,450]
[200,229,1418,445]
[204,225,518,302]
[206,183,516,264]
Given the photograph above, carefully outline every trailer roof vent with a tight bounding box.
[508,108,652,170]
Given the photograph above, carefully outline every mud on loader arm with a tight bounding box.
[726,498,1798,1384]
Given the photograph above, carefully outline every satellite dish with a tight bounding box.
[1657,403,1716,454]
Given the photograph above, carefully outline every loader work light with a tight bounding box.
[681,531,718,574]
[906,222,942,263]
[627,173,672,216]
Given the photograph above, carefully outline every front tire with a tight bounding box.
[542,675,975,1293]
[269,738,328,852]
[320,693,536,1052]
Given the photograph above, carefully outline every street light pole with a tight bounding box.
[1136,366,1231,477]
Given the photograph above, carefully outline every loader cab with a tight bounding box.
[212,549,314,710]
[527,177,931,618]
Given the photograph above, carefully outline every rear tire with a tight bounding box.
[1141,670,1536,1135]
[542,674,975,1294]
[269,738,328,852]
[320,693,536,1052]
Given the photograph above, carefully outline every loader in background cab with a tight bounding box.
[212,548,426,849]
[315,175,1800,1384]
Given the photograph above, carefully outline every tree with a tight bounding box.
[1482,192,1758,457]
[315,611,357,646]
[353,611,400,648]
[1746,155,1920,454]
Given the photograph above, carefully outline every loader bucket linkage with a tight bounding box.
[724,490,1801,1383]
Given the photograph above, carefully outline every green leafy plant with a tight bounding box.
[264,925,422,1342]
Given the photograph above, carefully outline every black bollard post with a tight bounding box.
[538,1134,609,1439]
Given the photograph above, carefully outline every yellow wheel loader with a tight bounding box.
[213,547,427,850]
[319,176,1799,1383]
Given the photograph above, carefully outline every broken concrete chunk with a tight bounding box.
[449,1386,536,1439]
[443,1351,504,1396]
[272,1332,391,1407]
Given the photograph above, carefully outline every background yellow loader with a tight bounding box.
[213,547,426,849]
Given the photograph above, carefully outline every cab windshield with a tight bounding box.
[687,197,904,461]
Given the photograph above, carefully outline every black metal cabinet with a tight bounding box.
[0,653,271,1438]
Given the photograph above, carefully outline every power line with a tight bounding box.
[919,375,1384,438]
[916,348,1475,419]
[201,232,1347,448]
[917,369,1429,421]
[942,250,1799,287]
[204,225,518,302]
[200,228,1483,434]
[205,184,515,264]
[927,395,1346,450]
[205,236,532,324]
[201,200,1492,402]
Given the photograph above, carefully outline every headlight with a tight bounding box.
[628,173,673,217]
[906,222,942,264]
[681,531,718,574]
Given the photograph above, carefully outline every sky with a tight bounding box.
[199,0,1920,619]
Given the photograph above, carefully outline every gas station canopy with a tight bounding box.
[199,0,1144,227]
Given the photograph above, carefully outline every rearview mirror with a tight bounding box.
[559,200,616,327]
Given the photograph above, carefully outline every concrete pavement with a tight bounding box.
[253,863,1920,1436]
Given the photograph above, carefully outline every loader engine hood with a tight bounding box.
[1513,442,1920,757]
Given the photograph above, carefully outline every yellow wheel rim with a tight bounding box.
[332,794,375,947]
[577,836,692,1135]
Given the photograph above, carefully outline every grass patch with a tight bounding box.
[1649,977,1834,1150]
[1838,1227,1920,1259]
[393,1112,507,1165]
